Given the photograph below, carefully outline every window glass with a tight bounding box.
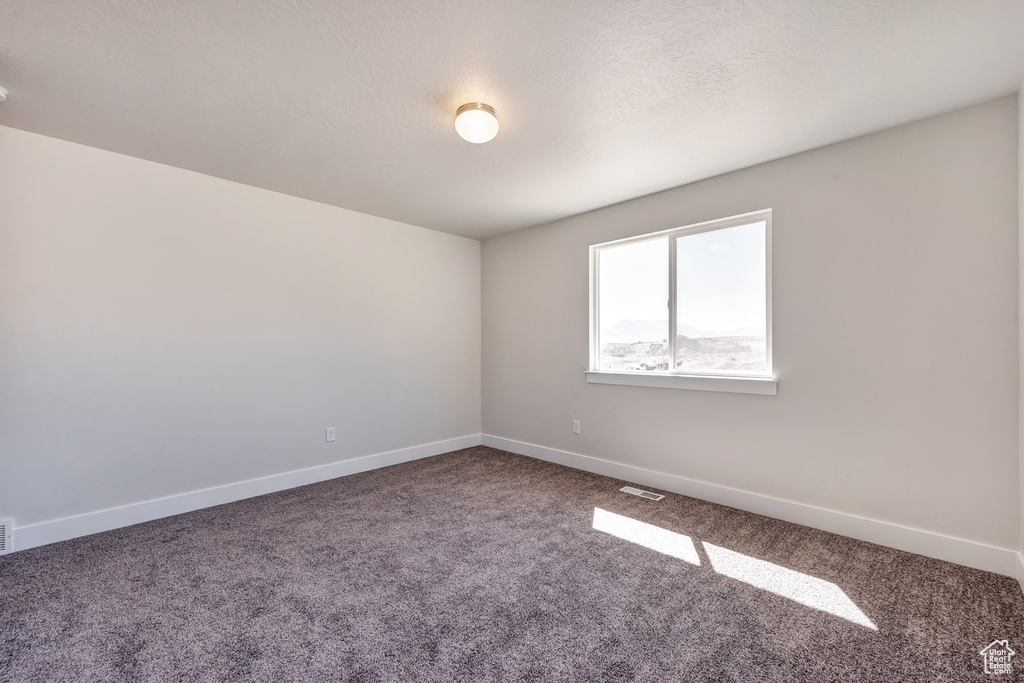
[675,221,767,374]
[598,237,668,372]
[591,211,771,381]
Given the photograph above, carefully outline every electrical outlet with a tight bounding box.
[326,427,336,442]
[572,420,581,435]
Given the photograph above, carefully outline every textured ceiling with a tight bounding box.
[1,1,1023,239]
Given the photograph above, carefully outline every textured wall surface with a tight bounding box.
[0,125,481,527]
[0,1,1023,238]
[483,97,1020,549]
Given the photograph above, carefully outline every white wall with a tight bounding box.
[483,97,1019,550]
[0,125,481,528]
[1019,84,1024,563]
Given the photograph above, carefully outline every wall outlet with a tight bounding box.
[572,420,581,435]
[326,427,336,442]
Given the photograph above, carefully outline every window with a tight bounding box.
[588,210,775,395]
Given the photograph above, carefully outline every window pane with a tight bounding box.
[598,238,668,372]
[675,222,766,374]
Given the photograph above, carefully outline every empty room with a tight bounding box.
[2,1,1024,681]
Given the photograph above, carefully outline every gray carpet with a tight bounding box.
[1,446,1022,682]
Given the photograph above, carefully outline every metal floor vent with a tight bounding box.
[620,486,664,501]
[0,519,11,555]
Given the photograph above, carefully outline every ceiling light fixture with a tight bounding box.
[455,102,498,144]
[0,86,7,103]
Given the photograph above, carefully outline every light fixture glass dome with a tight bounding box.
[455,103,499,144]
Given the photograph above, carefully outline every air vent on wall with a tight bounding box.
[0,519,11,555]
[620,486,665,501]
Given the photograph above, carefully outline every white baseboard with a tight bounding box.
[13,434,482,553]
[482,434,1020,579]
[12,432,1023,585]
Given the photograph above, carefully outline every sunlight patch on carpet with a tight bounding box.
[592,508,701,565]
[591,507,876,630]
[702,541,877,630]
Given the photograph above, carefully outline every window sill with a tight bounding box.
[585,371,777,395]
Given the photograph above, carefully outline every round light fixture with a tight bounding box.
[455,102,499,144]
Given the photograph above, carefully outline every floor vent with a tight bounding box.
[0,519,11,555]
[620,486,664,501]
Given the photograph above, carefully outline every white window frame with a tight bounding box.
[587,209,776,395]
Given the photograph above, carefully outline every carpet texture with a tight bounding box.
[2,446,1022,682]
